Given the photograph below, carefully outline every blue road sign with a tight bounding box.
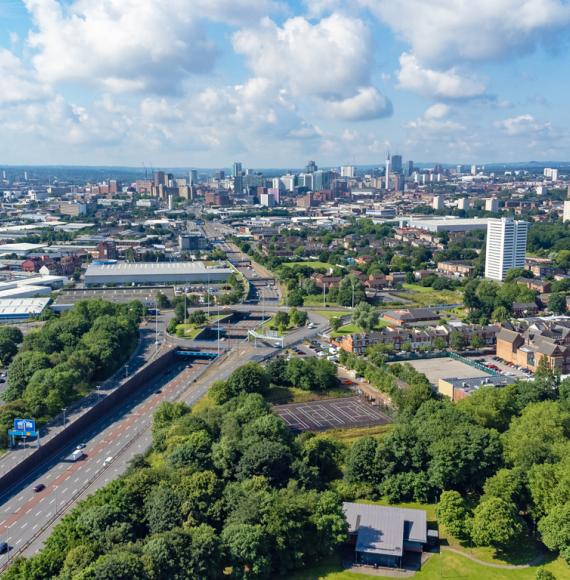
[13,418,36,432]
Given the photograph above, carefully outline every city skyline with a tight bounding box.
[1,0,570,167]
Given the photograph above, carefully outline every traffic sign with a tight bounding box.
[13,418,36,432]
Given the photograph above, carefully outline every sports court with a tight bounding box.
[274,396,391,431]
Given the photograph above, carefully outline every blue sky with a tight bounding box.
[0,0,569,168]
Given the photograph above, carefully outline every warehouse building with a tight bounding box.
[0,298,51,321]
[84,261,233,287]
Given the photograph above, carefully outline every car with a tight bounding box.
[0,541,8,554]
[76,443,86,450]
[156,389,162,394]
[33,483,45,493]
[103,456,113,466]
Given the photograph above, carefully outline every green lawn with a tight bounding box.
[332,319,389,338]
[287,261,336,270]
[265,385,351,405]
[395,284,463,307]
[289,552,567,580]
[175,314,226,339]
[304,294,341,308]
[315,310,350,321]
[317,423,393,444]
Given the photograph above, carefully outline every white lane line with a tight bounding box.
[21,522,28,529]
[32,524,38,531]
[49,499,55,505]
[15,538,22,545]
[24,508,32,515]
[39,497,46,503]
[35,510,42,517]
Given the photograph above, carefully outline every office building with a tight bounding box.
[485,218,528,281]
[305,160,318,173]
[232,162,243,194]
[153,170,166,187]
[432,195,444,210]
[471,164,477,176]
[485,197,499,213]
[313,170,332,191]
[407,160,414,176]
[260,192,276,207]
[563,201,570,223]
[189,169,198,185]
[391,155,403,174]
[179,233,209,251]
[385,154,391,190]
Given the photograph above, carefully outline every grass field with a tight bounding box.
[265,385,351,404]
[303,294,341,308]
[175,314,225,339]
[315,310,350,321]
[290,550,566,580]
[332,319,390,338]
[395,284,463,307]
[287,261,336,270]
[316,423,393,444]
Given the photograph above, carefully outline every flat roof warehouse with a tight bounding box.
[84,261,233,287]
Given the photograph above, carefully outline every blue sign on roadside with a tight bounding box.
[13,418,36,432]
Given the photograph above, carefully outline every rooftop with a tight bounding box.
[0,297,50,316]
[343,502,427,558]
[85,261,232,276]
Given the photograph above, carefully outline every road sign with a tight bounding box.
[13,418,36,432]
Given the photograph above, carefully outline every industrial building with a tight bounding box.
[0,298,51,321]
[84,261,233,287]
[405,216,491,233]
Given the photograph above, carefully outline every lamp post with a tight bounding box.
[62,407,67,427]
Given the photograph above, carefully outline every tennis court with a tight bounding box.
[274,396,391,431]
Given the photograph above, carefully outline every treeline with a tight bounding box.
[344,353,570,560]
[5,376,347,578]
[210,358,337,403]
[0,300,143,448]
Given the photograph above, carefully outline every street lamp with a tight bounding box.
[62,407,67,426]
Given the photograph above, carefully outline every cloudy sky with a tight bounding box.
[0,0,569,167]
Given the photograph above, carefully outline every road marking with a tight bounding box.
[35,510,42,517]
[49,498,55,505]
[24,508,32,515]
[32,524,38,531]
[21,522,28,529]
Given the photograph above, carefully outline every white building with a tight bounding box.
[485,198,499,213]
[544,168,559,181]
[485,218,528,281]
[457,198,470,210]
[84,261,233,287]
[432,195,444,210]
[563,200,570,223]
[341,166,355,178]
[259,192,276,207]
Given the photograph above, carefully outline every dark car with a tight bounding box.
[33,483,45,493]
[0,541,8,554]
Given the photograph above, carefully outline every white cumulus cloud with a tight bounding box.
[324,87,392,121]
[362,0,570,66]
[496,114,552,136]
[23,0,246,93]
[397,53,486,99]
[0,48,50,105]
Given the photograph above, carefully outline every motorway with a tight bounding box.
[0,225,330,569]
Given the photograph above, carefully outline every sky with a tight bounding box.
[0,0,569,168]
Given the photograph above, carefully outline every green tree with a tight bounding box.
[274,311,290,330]
[450,332,465,351]
[538,502,570,563]
[535,567,556,580]
[0,337,18,366]
[188,310,207,325]
[144,485,184,534]
[549,292,567,315]
[0,326,23,344]
[3,351,51,402]
[337,275,365,307]
[81,551,147,579]
[502,401,570,470]
[434,336,447,350]
[352,302,378,332]
[330,317,343,332]
[221,523,271,579]
[470,334,484,349]
[471,497,523,550]
[345,437,381,485]
[437,491,471,539]
[155,292,170,309]
[287,289,305,307]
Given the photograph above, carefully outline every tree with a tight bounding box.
[81,551,146,579]
[345,437,381,485]
[337,275,365,308]
[502,401,570,470]
[174,301,187,323]
[535,568,556,580]
[352,302,378,332]
[211,363,269,403]
[450,332,465,351]
[471,498,523,549]
[330,317,343,332]
[221,523,271,579]
[0,326,23,344]
[434,337,447,351]
[437,491,471,539]
[289,308,307,327]
[287,289,305,307]
[188,310,207,325]
[274,311,290,330]
[483,468,528,509]
[236,440,292,483]
[3,351,51,402]
[144,485,183,534]
[538,502,570,563]
[155,292,171,309]
[470,334,484,349]
[0,337,18,366]
[549,292,567,315]
[293,434,343,490]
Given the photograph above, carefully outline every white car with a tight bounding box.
[103,456,113,466]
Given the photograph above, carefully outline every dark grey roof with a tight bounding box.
[343,502,427,558]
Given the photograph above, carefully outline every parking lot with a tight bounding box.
[466,354,531,378]
[273,397,391,431]
[397,357,490,386]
